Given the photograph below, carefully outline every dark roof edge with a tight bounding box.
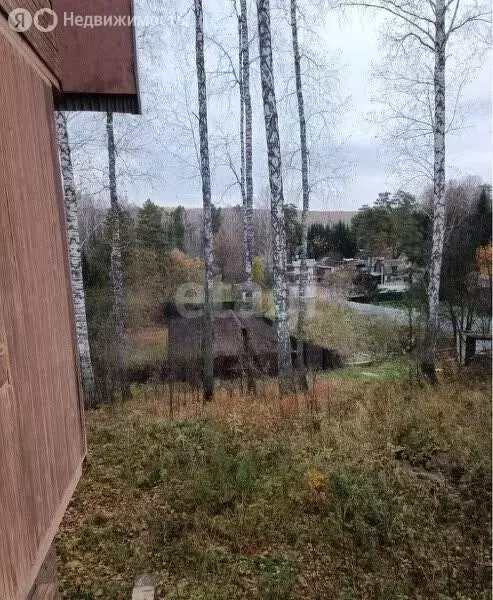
[129,0,142,115]
[54,91,140,115]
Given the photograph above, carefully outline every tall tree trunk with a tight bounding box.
[421,0,446,382]
[240,0,254,303]
[194,0,215,401]
[106,111,130,400]
[238,15,248,270]
[55,111,96,407]
[290,0,310,380]
[257,0,294,394]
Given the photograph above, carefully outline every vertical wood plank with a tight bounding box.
[0,27,84,600]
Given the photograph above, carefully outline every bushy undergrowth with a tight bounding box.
[57,377,491,600]
[125,327,168,381]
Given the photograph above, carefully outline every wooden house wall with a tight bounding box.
[0,0,59,78]
[0,29,84,600]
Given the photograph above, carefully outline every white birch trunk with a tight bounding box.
[290,0,310,376]
[238,15,248,261]
[194,0,215,401]
[257,0,294,394]
[106,112,130,399]
[55,111,96,406]
[240,0,254,303]
[422,0,446,381]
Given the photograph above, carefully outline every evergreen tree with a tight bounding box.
[473,186,492,248]
[332,221,357,258]
[283,203,302,260]
[170,206,186,251]
[351,191,425,262]
[441,183,492,347]
[351,204,392,259]
[211,204,222,235]
[307,223,331,259]
[136,200,165,251]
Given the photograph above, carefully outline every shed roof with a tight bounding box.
[0,0,141,114]
[53,0,140,114]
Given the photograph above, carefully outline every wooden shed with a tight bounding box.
[167,311,343,381]
[0,2,139,598]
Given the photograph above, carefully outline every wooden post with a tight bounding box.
[464,334,477,365]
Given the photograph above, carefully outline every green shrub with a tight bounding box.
[252,553,299,600]
[328,470,397,548]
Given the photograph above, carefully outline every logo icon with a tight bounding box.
[34,8,58,32]
[8,8,32,32]
[8,7,58,32]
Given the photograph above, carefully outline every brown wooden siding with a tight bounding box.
[0,28,84,600]
[0,0,59,79]
[53,0,140,113]
[27,544,58,600]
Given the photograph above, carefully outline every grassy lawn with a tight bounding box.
[262,294,410,363]
[57,377,491,600]
[126,327,168,376]
[374,299,454,319]
[326,358,411,381]
[305,300,408,362]
[374,299,410,310]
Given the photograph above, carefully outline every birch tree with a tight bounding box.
[106,111,131,400]
[290,0,310,381]
[55,111,96,407]
[239,0,255,303]
[343,0,490,381]
[257,0,294,394]
[207,3,255,303]
[238,13,247,218]
[194,0,215,401]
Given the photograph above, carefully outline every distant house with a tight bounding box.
[353,255,411,297]
[286,259,317,299]
[313,256,345,283]
[0,2,139,598]
[287,259,317,283]
[367,256,411,285]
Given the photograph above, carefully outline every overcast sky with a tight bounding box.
[82,2,491,212]
[322,11,492,210]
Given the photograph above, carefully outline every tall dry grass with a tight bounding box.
[57,375,491,600]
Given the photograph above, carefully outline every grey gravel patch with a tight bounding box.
[132,574,156,600]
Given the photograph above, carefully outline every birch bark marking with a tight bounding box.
[240,0,254,303]
[422,0,446,381]
[55,111,96,407]
[106,111,130,400]
[290,0,310,378]
[238,15,248,295]
[256,0,294,394]
[194,0,215,401]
